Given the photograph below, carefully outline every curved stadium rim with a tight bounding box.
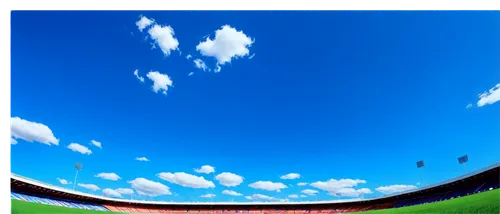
[10,161,500,206]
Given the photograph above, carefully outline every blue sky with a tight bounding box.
[10,11,500,202]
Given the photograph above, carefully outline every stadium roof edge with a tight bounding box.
[11,161,500,205]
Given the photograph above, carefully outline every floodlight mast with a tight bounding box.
[458,155,469,174]
[416,160,425,186]
[73,162,82,191]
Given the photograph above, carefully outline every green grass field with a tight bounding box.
[11,199,124,214]
[11,189,500,214]
[352,188,500,214]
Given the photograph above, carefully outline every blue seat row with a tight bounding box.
[11,191,109,211]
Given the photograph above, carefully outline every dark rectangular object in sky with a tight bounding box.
[458,155,468,164]
[416,160,425,168]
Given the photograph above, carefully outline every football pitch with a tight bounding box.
[11,189,500,214]
[353,188,500,214]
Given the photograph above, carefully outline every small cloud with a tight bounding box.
[67,143,92,155]
[288,194,299,198]
[134,69,145,83]
[196,25,254,66]
[148,24,180,57]
[297,182,308,186]
[466,104,473,109]
[90,140,102,149]
[103,188,123,198]
[300,195,307,198]
[136,16,155,32]
[200,194,216,198]
[280,173,301,180]
[215,64,221,73]
[146,71,173,95]
[186,54,192,59]
[477,83,500,107]
[310,178,369,197]
[245,194,279,201]
[95,172,121,181]
[136,157,150,162]
[128,178,171,197]
[215,172,244,187]
[376,184,417,194]
[222,190,242,196]
[193,59,209,71]
[78,183,100,191]
[188,72,194,76]
[115,188,134,195]
[57,178,71,185]
[249,181,287,192]
[194,165,215,174]
[249,53,255,59]
[301,189,318,195]
[157,172,215,188]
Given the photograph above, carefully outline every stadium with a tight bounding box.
[9,10,500,214]
[11,162,500,214]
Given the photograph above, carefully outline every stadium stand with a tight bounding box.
[11,191,108,211]
[10,162,500,213]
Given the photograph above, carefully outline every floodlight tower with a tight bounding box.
[416,160,425,186]
[458,155,469,174]
[73,162,82,191]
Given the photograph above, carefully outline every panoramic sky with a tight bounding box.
[10,11,500,202]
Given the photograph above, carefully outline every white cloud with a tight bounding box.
[201,194,216,198]
[245,194,278,201]
[11,117,59,146]
[301,189,318,195]
[136,157,150,162]
[215,172,244,187]
[146,71,173,95]
[300,195,307,198]
[416,182,421,186]
[194,165,215,174]
[310,178,369,197]
[57,178,71,185]
[249,181,287,192]
[280,173,301,180]
[102,188,134,198]
[148,24,179,56]
[196,25,254,67]
[78,183,100,191]
[186,54,192,59]
[222,190,242,196]
[95,172,121,181]
[193,59,209,71]
[288,194,299,198]
[90,140,102,149]
[136,16,154,32]
[103,188,123,198]
[466,103,473,109]
[214,64,221,73]
[157,172,215,188]
[134,69,145,83]
[115,188,134,195]
[376,185,417,194]
[477,83,500,107]
[248,53,255,59]
[188,72,194,76]
[128,178,171,197]
[11,138,17,145]
[67,143,92,155]
[330,188,372,197]
[297,182,308,186]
